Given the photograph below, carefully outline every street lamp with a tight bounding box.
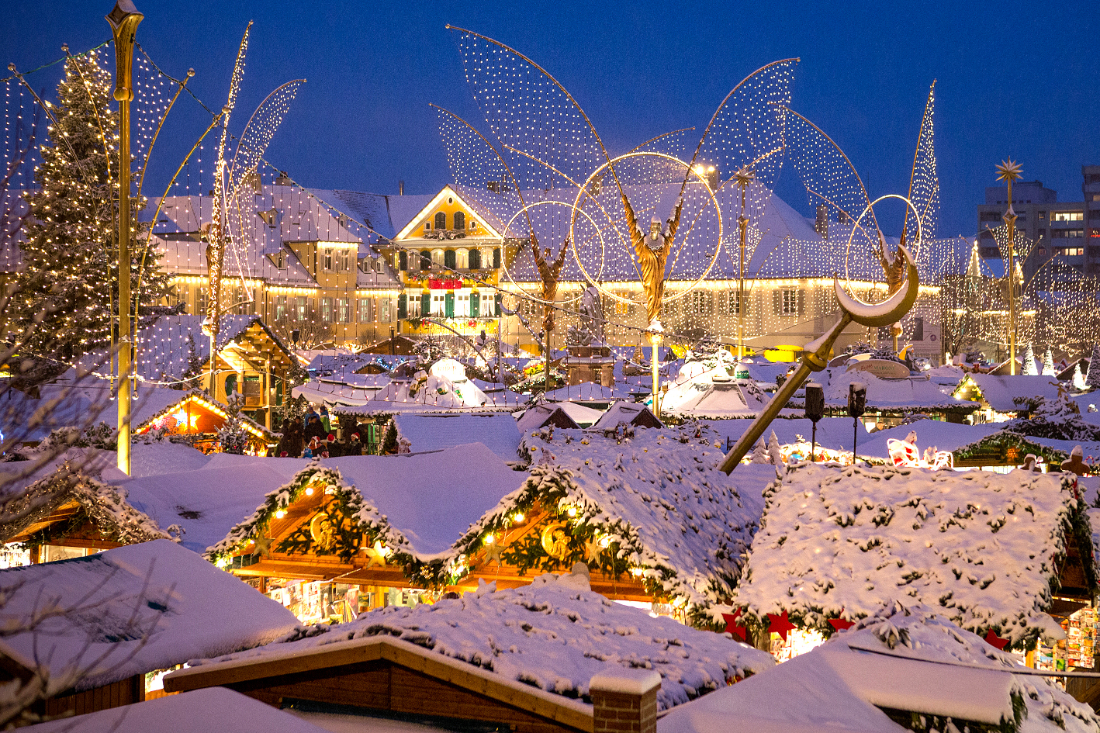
[996,159,1023,375]
[107,0,143,476]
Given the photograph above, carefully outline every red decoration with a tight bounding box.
[984,629,1009,651]
[767,611,796,642]
[429,278,463,290]
[828,617,855,633]
[721,609,747,641]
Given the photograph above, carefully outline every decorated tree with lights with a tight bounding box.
[1087,345,1100,390]
[14,51,169,364]
[1022,344,1037,376]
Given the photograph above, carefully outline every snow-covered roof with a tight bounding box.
[175,571,774,712]
[0,540,298,691]
[588,401,662,431]
[962,374,1065,413]
[734,462,1095,647]
[291,376,389,407]
[392,413,521,463]
[212,444,527,559]
[658,606,1100,733]
[515,403,582,433]
[542,381,633,403]
[449,428,775,611]
[661,367,770,418]
[822,367,978,412]
[22,686,336,733]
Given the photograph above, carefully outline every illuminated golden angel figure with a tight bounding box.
[623,196,682,327]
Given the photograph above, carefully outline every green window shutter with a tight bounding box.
[445,292,455,318]
[470,291,480,317]
[493,248,501,269]
[444,249,456,270]
[398,250,407,270]
[397,293,407,319]
[421,292,431,314]
[494,293,502,316]
[469,248,481,269]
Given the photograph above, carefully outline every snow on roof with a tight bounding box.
[588,401,662,431]
[734,462,1093,646]
[211,444,527,559]
[0,540,298,691]
[515,403,582,433]
[114,461,301,554]
[823,367,977,412]
[392,413,521,463]
[291,377,388,407]
[180,571,774,712]
[21,686,336,733]
[542,381,630,402]
[361,371,492,412]
[661,365,770,418]
[963,374,1064,413]
[658,606,1100,733]
[855,419,1004,460]
[450,428,774,610]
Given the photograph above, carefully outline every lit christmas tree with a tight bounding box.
[14,51,168,364]
[1022,344,1037,376]
[1041,348,1056,377]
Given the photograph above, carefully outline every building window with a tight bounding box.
[296,296,307,321]
[358,298,372,323]
[456,248,469,269]
[456,291,470,317]
[780,288,798,316]
[454,211,466,231]
[432,293,445,316]
[196,288,207,316]
[469,248,481,269]
[1053,228,1085,239]
[728,291,742,315]
[323,248,333,271]
[420,250,431,271]
[1057,247,1085,256]
[424,221,431,231]
[687,290,712,315]
[337,297,350,323]
[432,249,445,268]
[435,212,446,230]
[275,295,287,322]
[407,294,420,318]
[322,298,333,322]
[1053,211,1084,222]
[381,298,392,322]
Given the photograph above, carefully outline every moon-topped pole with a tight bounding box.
[719,241,920,473]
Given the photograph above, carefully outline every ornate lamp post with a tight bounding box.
[734,165,754,361]
[996,159,1022,375]
[107,0,143,476]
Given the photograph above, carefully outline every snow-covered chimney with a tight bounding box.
[590,669,661,733]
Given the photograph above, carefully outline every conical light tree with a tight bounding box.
[1042,348,1056,377]
[1022,344,1037,376]
[14,50,168,363]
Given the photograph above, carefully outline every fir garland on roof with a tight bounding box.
[207,463,415,566]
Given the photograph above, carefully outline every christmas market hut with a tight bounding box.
[133,390,280,455]
[422,426,775,623]
[730,462,1098,668]
[165,567,775,733]
[0,540,297,721]
[390,412,522,463]
[206,443,528,622]
[821,367,979,428]
[657,606,1100,733]
[952,373,1063,422]
[587,401,662,433]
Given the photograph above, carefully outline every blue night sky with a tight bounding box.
[5,0,1098,238]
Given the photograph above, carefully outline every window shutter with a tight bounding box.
[470,292,480,317]
[398,250,407,270]
[421,293,431,315]
[493,248,501,269]
[420,250,431,271]
[445,292,455,318]
[798,288,806,316]
[494,293,502,316]
[772,289,781,314]
[469,248,481,269]
[444,249,456,270]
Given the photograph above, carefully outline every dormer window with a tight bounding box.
[424,222,431,231]
[434,212,446,230]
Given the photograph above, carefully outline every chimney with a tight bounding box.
[399,180,405,196]
[590,669,661,733]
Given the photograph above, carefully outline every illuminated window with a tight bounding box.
[358,298,371,323]
[322,298,333,322]
[780,289,798,316]
[296,297,307,321]
[323,248,333,271]
[1053,211,1084,221]
[337,298,350,323]
[456,248,469,269]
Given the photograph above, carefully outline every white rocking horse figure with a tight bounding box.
[887,431,953,471]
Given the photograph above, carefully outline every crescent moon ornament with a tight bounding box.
[834,244,920,328]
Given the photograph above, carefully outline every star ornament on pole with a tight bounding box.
[995,159,1023,185]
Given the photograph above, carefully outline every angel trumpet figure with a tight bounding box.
[623,197,683,328]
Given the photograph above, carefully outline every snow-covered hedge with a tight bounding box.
[734,462,1096,649]
[190,570,775,711]
[423,427,768,622]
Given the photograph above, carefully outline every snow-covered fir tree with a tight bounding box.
[1022,344,1037,376]
[14,51,169,363]
[1087,345,1100,390]
[1042,348,1056,377]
